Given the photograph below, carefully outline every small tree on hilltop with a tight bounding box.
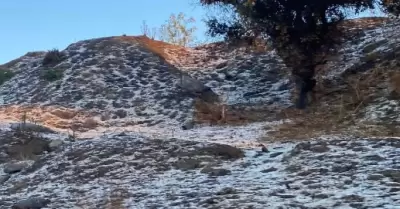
[158,12,197,47]
[199,0,380,109]
[140,20,157,40]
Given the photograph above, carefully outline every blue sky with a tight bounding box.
[0,0,208,64]
[0,0,384,64]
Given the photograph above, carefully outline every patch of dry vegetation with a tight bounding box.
[267,59,400,140]
[104,188,130,209]
[0,105,100,132]
[193,98,276,126]
[388,70,400,98]
[114,35,189,62]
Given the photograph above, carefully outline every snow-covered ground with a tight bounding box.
[0,127,399,209]
[0,17,400,209]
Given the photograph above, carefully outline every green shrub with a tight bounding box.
[42,49,65,66]
[40,68,63,82]
[0,69,15,85]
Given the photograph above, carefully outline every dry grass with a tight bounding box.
[265,109,352,140]
[0,105,100,132]
[389,71,400,96]
[339,17,388,32]
[104,188,130,209]
[113,35,189,62]
[74,188,129,209]
[193,99,276,126]
[267,61,400,141]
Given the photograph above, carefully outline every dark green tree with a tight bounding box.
[199,0,379,109]
[381,0,400,17]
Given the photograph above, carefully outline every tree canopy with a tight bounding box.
[382,0,400,17]
[199,0,397,108]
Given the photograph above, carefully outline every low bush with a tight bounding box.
[42,49,65,66]
[40,68,63,82]
[0,69,15,85]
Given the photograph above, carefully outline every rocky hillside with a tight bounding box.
[0,35,291,132]
[0,17,399,209]
[0,129,399,209]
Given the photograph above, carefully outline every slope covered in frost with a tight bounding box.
[0,130,399,209]
[0,17,400,209]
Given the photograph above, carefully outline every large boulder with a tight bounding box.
[177,74,220,103]
[3,162,29,174]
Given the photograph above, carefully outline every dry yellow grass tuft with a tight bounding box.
[0,105,101,132]
[193,98,276,126]
[267,60,400,141]
[389,71,400,98]
[113,35,189,63]
[104,189,129,209]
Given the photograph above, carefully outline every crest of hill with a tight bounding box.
[0,16,399,133]
[0,36,203,129]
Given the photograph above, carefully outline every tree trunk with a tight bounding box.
[293,65,316,109]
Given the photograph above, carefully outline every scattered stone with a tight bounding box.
[301,191,311,196]
[308,184,323,189]
[273,193,296,199]
[310,143,330,153]
[114,109,128,118]
[331,163,357,173]
[270,152,283,158]
[240,162,252,168]
[11,197,50,209]
[4,162,29,174]
[297,170,313,176]
[364,154,385,161]
[389,187,400,193]
[0,175,10,184]
[351,146,370,152]
[362,39,388,54]
[175,158,202,170]
[181,119,194,130]
[199,144,244,159]
[216,187,237,195]
[381,169,400,182]
[254,151,264,158]
[344,179,353,185]
[200,167,231,176]
[384,182,400,187]
[389,140,400,148]
[367,174,384,181]
[301,180,318,185]
[313,193,330,199]
[261,145,269,153]
[261,167,278,173]
[202,197,220,205]
[349,203,364,208]
[285,164,302,173]
[342,194,365,202]
[216,62,228,69]
[48,139,64,151]
[290,142,311,156]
